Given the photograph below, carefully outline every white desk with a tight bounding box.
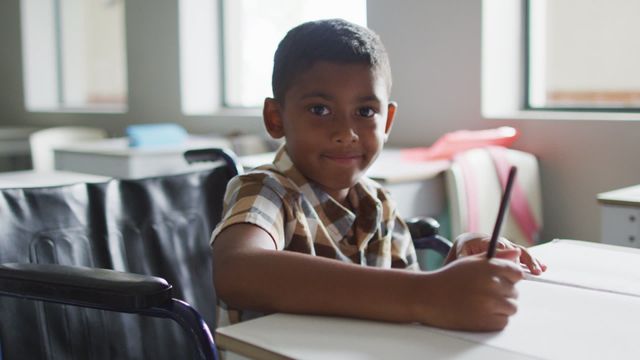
[368,149,450,219]
[597,184,640,247]
[0,170,110,189]
[217,313,533,360]
[53,136,231,179]
[215,240,640,360]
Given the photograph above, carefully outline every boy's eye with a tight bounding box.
[357,107,376,117]
[309,105,330,116]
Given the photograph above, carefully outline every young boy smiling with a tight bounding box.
[211,19,545,331]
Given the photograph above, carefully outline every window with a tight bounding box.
[21,0,127,112]
[222,0,367,108]
[179,0,367,113]
[179,0,221,115]
[527,0,640,111]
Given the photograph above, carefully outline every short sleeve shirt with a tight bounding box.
[210,146,419,325]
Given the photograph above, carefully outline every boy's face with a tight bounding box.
[264,61,396,203]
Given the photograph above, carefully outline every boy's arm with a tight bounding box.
[213,223,525,331]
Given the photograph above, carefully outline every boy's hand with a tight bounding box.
[420,248,524,331]
[453,232,547,275]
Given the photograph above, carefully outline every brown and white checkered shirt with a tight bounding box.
[210,146,418,325]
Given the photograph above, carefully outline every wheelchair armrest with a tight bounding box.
[406,217,453,257]
[0,263,172,312]
[0,263,218,359]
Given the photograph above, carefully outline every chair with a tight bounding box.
[29,126,108,171]
[0,263,217,359]
[445,146,543,246]
[0,148,240,359]
[0,147,449,359]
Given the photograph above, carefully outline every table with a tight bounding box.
[53,136,231,178]
[215,240,640,360]
[368,149,450,219]
[597,184,640,247]
[0,170,110,189]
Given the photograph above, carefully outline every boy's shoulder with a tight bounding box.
[228,163,296,198]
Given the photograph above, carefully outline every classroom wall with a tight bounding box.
[0,0,264,135]
[367,0,640,242]
[1,0,639,242]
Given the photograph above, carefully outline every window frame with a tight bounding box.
[21,0,128,114]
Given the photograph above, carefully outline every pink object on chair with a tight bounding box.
[402,127,520,161]
[486,147,540,245]
[447,147,542,246]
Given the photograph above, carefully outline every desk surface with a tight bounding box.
[54,136,231,157]
[217,313,534,360]
[215,240,640,360]
[0,170,110,189]
[597,184,640,207]
[54,136,231,178]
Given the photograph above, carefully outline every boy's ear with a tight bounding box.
[263,98,285,139]
[384,101,398,141]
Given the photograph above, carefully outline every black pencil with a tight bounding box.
[487,166,517,259]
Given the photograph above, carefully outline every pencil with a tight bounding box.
[486,166,517,259]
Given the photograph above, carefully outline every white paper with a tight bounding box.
[433,280,640,360]
[526,239,640,297]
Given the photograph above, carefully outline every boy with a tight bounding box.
[211,19,545,331]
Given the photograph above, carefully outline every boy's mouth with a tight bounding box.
[322,153,364,166]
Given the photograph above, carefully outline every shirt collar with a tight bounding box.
[272,145,382,246]
[272,144,309,190]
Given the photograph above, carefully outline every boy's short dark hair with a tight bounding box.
[272,18,392,102]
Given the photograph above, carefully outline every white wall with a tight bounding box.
[367,0,640,242]
[1,0,640,242]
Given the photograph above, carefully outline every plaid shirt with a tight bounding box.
[210,146,418,325]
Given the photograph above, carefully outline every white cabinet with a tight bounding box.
[598,185,640,248]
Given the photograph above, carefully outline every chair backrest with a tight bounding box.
[445,147,543,246]
[0,150,237,359]
[29,126,108,171]
[0,181,114,359]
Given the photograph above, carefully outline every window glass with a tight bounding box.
[179,0,220,115]
[21,0,127,111]
[222,0,367,108]
[528,0,640,110]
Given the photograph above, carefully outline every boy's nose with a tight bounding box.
[332,123,359,144]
